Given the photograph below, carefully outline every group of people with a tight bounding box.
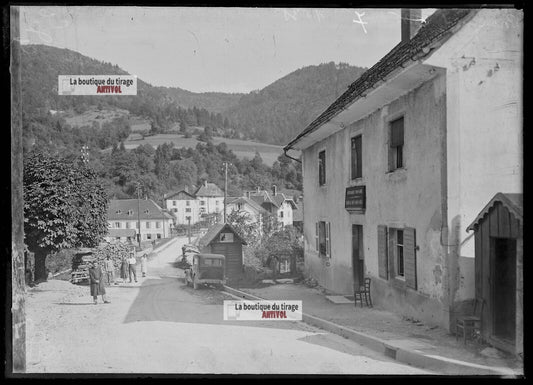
[88,253,148,305]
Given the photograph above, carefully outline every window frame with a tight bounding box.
[388,117,405,172]
[351,135,363,180]
[318,150,326,186]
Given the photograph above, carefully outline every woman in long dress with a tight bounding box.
[120,256,129,283]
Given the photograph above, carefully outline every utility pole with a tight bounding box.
[136,182,142,250]
[223,162,228,223]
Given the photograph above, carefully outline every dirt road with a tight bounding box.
[25,236,432,374]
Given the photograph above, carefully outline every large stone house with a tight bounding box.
[165,181,224,225]
[107,199,173,242]
[283,9,522,354]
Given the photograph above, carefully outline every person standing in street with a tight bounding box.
[141,254,148,278]
[88,261,110,304]
[128,253,138,283]
[104,256,116,286]
[120,256,128,283]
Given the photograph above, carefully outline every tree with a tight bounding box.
[227,209,261,247]
[23,152,109,281]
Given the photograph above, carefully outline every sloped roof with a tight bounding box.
[107,228,136,237]
[165,190,196,200]
[467,193,523,232]
[293,202,304,222]
[227,197,268,214]
[284,9,475,151]
[198,223,248,248]
[272,194,297,209]
[195,182,224,197]
[108,199,170,220]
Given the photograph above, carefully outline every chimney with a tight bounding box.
[272,185,277,196]
[401,9,422,43]
[205,180,208,187]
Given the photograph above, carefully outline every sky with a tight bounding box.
[19,6,436,94]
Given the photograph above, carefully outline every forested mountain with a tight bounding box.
[223,62,367,144]
[20,45,366,145]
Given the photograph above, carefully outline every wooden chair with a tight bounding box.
[354,277,372,308]
[456,298,484,345]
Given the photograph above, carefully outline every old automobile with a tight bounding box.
[185,253,225,289]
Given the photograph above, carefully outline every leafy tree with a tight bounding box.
[23,152,108,281]
[227,209,261,247]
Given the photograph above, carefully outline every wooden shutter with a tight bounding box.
[326,222,331,258]
[404,227,417,290]
[315,222,319,252]
[377,225,388,279]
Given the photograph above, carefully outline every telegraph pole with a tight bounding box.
[136,182,142,250]
[223,162,228,223]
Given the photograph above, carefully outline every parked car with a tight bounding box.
[185,253,225,289]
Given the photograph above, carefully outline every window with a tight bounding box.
[200,200,206,206]
[318,150,326,186]
[315,221,331,258]
[127,210,133,216]
[115,222,121,228]
[126,222,130,229]
[156,222,161,229]
[115,210,122,214]
[351,135,362,179]
[237,203,243,210]
[216,201,219,206]
[389,117,404,171]
[186,208,191,213]
[147,234,152,240]
[116,237,121,241]
[173,200,177,206]
[144,209,149,214]
[157,234,162,239]
[200,207,206,213]
[146,221,151,229]
[186,201,190,206]
[377,225,417,289]
[280,211,284,218]
[396,230,404,277]
[172,208,178,213]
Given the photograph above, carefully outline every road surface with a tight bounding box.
[26,236,433,374]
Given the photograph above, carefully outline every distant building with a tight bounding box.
[165,190,200,225]
[107,199,173,242]
[164,181,224,225]
[226,196,268,231]
[247,186,297,228]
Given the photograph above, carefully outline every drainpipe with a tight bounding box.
[283,148,302,163]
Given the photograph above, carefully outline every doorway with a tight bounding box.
[352,225,364,289]
[492,237,516,343]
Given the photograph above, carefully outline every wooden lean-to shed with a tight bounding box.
[467,193,523,356]
[198,223,247,280]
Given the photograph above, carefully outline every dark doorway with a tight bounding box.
[352,225,364,289]
[492,237,516,343]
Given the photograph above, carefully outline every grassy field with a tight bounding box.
[124,134,285,166]
[63,107,130,127]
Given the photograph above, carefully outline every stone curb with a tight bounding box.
[222,285,520,376]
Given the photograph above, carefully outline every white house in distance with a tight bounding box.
[226,196,268,230]
[164,181,224,225]
[248,186,298,228]
[195,181,224,220]
[107,199,173,242]
[284,9,522,354]
[165,190,199,225]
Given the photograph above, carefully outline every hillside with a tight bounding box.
[19,44,242,117]
[222,62,367,145]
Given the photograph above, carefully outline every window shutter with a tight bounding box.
[377,225,388,279]
[326,222,331,258]
[388,228,395,278]
[315,222,319,252]
[404,227,417,290]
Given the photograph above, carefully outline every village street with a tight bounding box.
[25,236,432,374]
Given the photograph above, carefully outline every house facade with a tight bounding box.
[165,190,200,225]
[284,7,522,347]
[226,196,267,230]
[107,199,173,242]
[248,186,297,228]
[195,181,224,221]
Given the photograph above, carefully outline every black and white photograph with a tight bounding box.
[8,3,523,376]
